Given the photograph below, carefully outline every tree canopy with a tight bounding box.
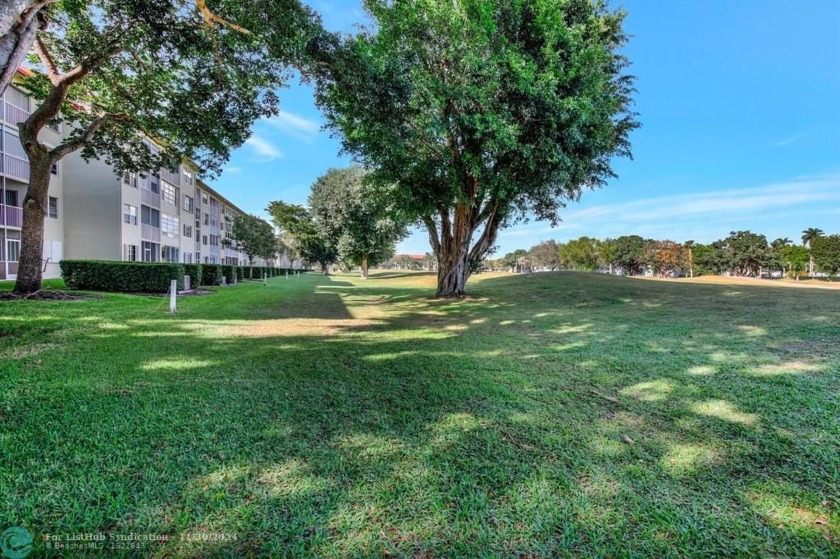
[11,0,322,293]
[313,0,638,296]
[266,201,337,274]
[811,234,840,279]
[308,167,407,279]
[225,214,277,269]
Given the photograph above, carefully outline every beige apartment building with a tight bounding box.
[0,75,269,281]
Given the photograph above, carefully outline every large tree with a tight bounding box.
[560,236,599,271]
[644,240,684,278]
[266,201,337,274]
[710,231,773,277]
[224,214,277,275]
[308,167,407,279]
[529,240,560,271]
[780,245,810,281]
[9,0,319,294]
[811,234,840,280]
[313,0,638,296]
[612,235,647,276]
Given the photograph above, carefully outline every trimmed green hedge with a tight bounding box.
[222,264,237,284]
[60,260,184,293]
[183,264,203,288]
[201,264,223,286]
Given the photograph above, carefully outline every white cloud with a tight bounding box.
[225,166,242,174]
[501,174,840,242]
[775,131,807,147]
[267,111,321,142]
[244,135,282,160]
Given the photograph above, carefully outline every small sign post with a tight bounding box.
[169,279,177,314]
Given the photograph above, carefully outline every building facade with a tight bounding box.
[0,75,271,281]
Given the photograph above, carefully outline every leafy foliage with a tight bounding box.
[266,201,337,273]
[312,0,638,295]
[14,0,323,294]
[309,167,408,277]
[612,235,647,276]
[644,240,685,278]
[812,234,840,278]
[60,260,184,292]
[529,240,560,271]
[560,237,600,272]
[225,215,278,265]
[780,245,810,280]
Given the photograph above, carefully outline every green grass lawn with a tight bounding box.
[1,271,838,557]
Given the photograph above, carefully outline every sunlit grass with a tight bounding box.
[0,270,838,556]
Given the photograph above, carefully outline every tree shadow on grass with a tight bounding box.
[0,272,837,556]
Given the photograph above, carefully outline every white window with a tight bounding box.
[47,197,58,219]
[160,213,179,237]
[141,241,159,262]
[183,224,192,238]
[183,195,193,212]
[6,230,21,262]
[141,206,160,228]
[161,181,178,205]
[124,244,137,261]
[161,245,179,262]
[123,204,137,225]
[183,252,192,263]
[51,162,59,175]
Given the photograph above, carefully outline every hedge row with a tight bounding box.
[60,260,303,292]
[60,260,185,293]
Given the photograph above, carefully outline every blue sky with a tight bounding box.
[207,0,840,255]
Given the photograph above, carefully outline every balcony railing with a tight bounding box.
[141,224,160,242]
[141,188,160,209]
[159,167,180,186]
[1,153,30,181]
[3,101,30,126]
[0,204,22,227]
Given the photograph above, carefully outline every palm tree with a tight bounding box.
[802,228,824,276]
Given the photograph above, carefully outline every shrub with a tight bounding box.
[201,264,223,286]
[222,264,237,284]
[60,260,184,293]
[183,264,203,288]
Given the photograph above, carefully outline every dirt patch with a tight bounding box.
[0,290,95,301]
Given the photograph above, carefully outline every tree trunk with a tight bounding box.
[436,246,469,297]
[435,208,472,297]
[0,1,48,96]
[360,257,369,279]
[319,262,328,274]
[13,153,52,294]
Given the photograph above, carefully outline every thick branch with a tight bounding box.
[195,0,250,34]
[33,33,60,83]
[0,1,51,94]
[50,112,120,159]
[421,215,440,256]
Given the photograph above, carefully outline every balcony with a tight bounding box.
[0,204,22,227]
[1,153,30,181]
[141,188,160,209]
[3,101,30,126]
[141,224,161,242]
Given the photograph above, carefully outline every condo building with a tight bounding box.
[0,74,270,281]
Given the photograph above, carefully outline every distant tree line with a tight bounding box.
[486,229,840,280]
